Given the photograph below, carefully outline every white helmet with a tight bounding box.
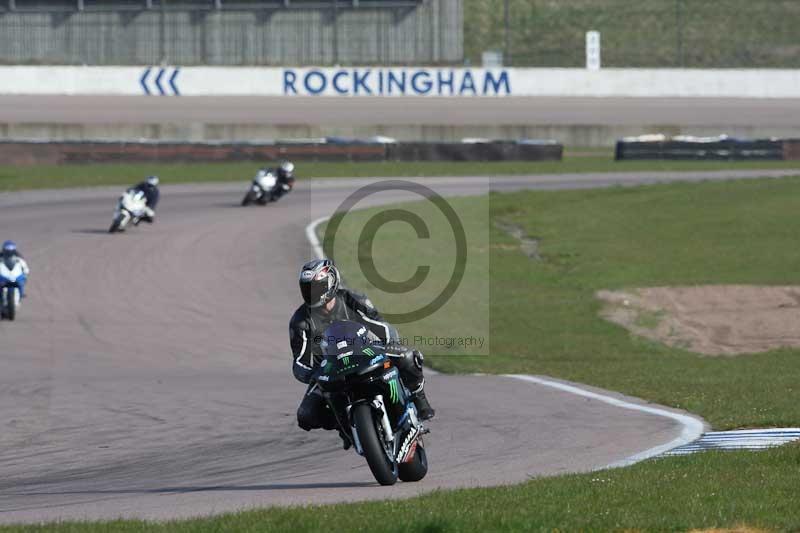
[279,161,295,180]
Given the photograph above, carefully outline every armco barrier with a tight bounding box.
[615,136,789,161]
[0,140,562,166]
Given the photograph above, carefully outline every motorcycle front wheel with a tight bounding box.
[109,212,126,233]
[241,190,255,206]
[352,403,398,486]
[5,287,16,321]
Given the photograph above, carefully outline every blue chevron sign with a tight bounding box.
[140,67,181,96]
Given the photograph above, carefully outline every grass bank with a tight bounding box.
[327,176,800,429]
[2,157,800,192]
[4,445,799,532]
[465,0,800,68]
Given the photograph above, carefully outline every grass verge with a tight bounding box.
[4,446,799,532]
[2,157,800,192]
[328,176,800,430]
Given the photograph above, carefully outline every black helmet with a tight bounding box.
[299,259,340,308]
[320,320,371,357]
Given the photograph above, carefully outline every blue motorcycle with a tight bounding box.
[0,256,25,321]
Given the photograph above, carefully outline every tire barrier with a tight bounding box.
[0,138,562,166]
[615,134,800,161]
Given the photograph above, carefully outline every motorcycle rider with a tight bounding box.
[1,241,30,298]
[290,259,435,445]
[276,161,295,187]
[270,161,295,200]
[127,175,160,223]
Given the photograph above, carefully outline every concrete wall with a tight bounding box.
[1,66,798,146]
[0,2,462,66]
[1,66,800,97]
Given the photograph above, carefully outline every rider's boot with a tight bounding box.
[412,389,435,421]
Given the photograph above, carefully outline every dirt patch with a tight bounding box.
[494,221,541,260]
[597,285,800,356]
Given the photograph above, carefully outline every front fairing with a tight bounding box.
[317,351,411,430]
[0,260,23,283]
[254,173,277,190]
[316,350,388,390]
[120,192,147,216]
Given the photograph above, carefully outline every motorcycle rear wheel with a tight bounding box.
[398,439,428,482]
[352,403,398,486]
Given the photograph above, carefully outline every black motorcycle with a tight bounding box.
[315,333,429,486]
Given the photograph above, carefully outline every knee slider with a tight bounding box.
[412,349,424,370]
[297,407,315,431]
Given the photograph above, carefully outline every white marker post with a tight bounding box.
[586,30,601,70]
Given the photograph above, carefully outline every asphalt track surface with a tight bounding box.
[1,96,800,126]
[4,170,796,524]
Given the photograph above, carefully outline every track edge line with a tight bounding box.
[504,374,707,468]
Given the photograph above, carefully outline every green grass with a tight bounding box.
[6,174,800,531]
[465,0,800,68]
[5,446,800,532]
[2,157,800,192]
[326,176,800,430]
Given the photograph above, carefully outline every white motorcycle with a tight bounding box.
[109,190,149,233]
[241,170,292,206]
[0,257,25,321]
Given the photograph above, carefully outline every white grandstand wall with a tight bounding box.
[2,67,800,98]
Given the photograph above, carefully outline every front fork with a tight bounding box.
[347,395,395,457]
[1,286,20,308]
[347,394,426,462]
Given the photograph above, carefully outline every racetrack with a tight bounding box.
[6,171,794,524]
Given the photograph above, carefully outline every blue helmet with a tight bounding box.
[2,240,16,255]
[320,320,373,357]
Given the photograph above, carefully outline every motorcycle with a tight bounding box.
[315,329,429,486]
[109,190,148,233]
[241,170,293,206]
[0,256,25,321]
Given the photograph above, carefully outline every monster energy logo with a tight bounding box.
[363,347,375,356]
[388,378,401,403]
